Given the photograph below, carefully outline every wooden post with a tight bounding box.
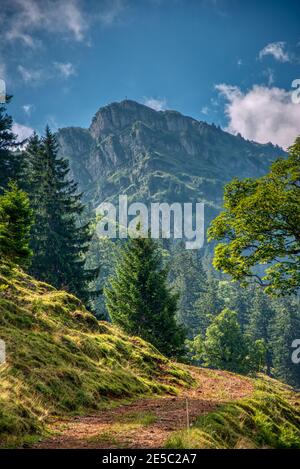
[186,397,190,430]
[0,339,5,364]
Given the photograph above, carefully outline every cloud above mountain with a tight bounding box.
[216,83,300,149]
[143,98,167,111]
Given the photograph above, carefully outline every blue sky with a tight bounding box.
[1,0,300,148]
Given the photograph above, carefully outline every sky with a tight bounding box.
[1,0,300,149]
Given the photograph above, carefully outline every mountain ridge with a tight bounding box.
[56,100,285,223]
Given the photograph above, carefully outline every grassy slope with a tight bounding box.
[0,262,192,448]
[166,377,300,449]
[1,262,300,450]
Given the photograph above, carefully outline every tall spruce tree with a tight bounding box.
[27,127,98,304]
[22,132,44,197]
[104,234,186,357]
[246,288,275,374]
[0,97,22,192]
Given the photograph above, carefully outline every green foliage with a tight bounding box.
[165,381,300,449]
[184,271,300,386]
[104,235,186,358]
[0,182,33,266]
[169,246,207,337]
[246,288,275,373]
[208,137,300,295]
[0,262,193,447]
[185,334,204,363]
[25,128,98,304]
[270,298,300,387]
[86,234,121,319]
[193,270,223,335]
[0,98,23,192]
[201,308,264,374]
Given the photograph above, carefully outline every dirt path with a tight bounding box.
[35,367,253,449]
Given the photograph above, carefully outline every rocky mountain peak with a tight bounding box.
[88,99,204,140]
[57,99,284,213]
[89,100,159,140]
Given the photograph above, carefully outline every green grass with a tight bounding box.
[0,262,193,448]
[87,430,124,447]
[118,410,157,426]
[165,380,300,449]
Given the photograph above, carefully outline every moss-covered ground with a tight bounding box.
[0,262,192,448]
[165,377,300,449]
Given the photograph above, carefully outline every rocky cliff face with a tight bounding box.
[56,100,284,219]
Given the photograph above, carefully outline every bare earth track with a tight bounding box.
[35,367,253,449]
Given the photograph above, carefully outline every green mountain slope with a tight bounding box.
[0,262,192,448]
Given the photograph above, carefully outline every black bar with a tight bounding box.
[0,449,297,467]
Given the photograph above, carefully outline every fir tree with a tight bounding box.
[194,270,223,335]
[27,127,98,304]
[270,299,300,387]
[246,288,275,374]
[0,182,33,266]
[22,132,44,196]
[217,280,251,333]
[0,97,22,191]
[104,234,186,357]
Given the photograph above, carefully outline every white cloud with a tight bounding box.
[2,0,88,47]
[216,83,300,149]
[18,62,76,85]
[17,65,44,83]
[200,106,209,115]
[22,104,34,115]
[259,41,290,62]
[53,61,76,78]
[1,0,126,48]
[143,97,167,111]
[98,0,126,25]
[12,122,34,142]
[263,68,275,86]
[60,0,87,41]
